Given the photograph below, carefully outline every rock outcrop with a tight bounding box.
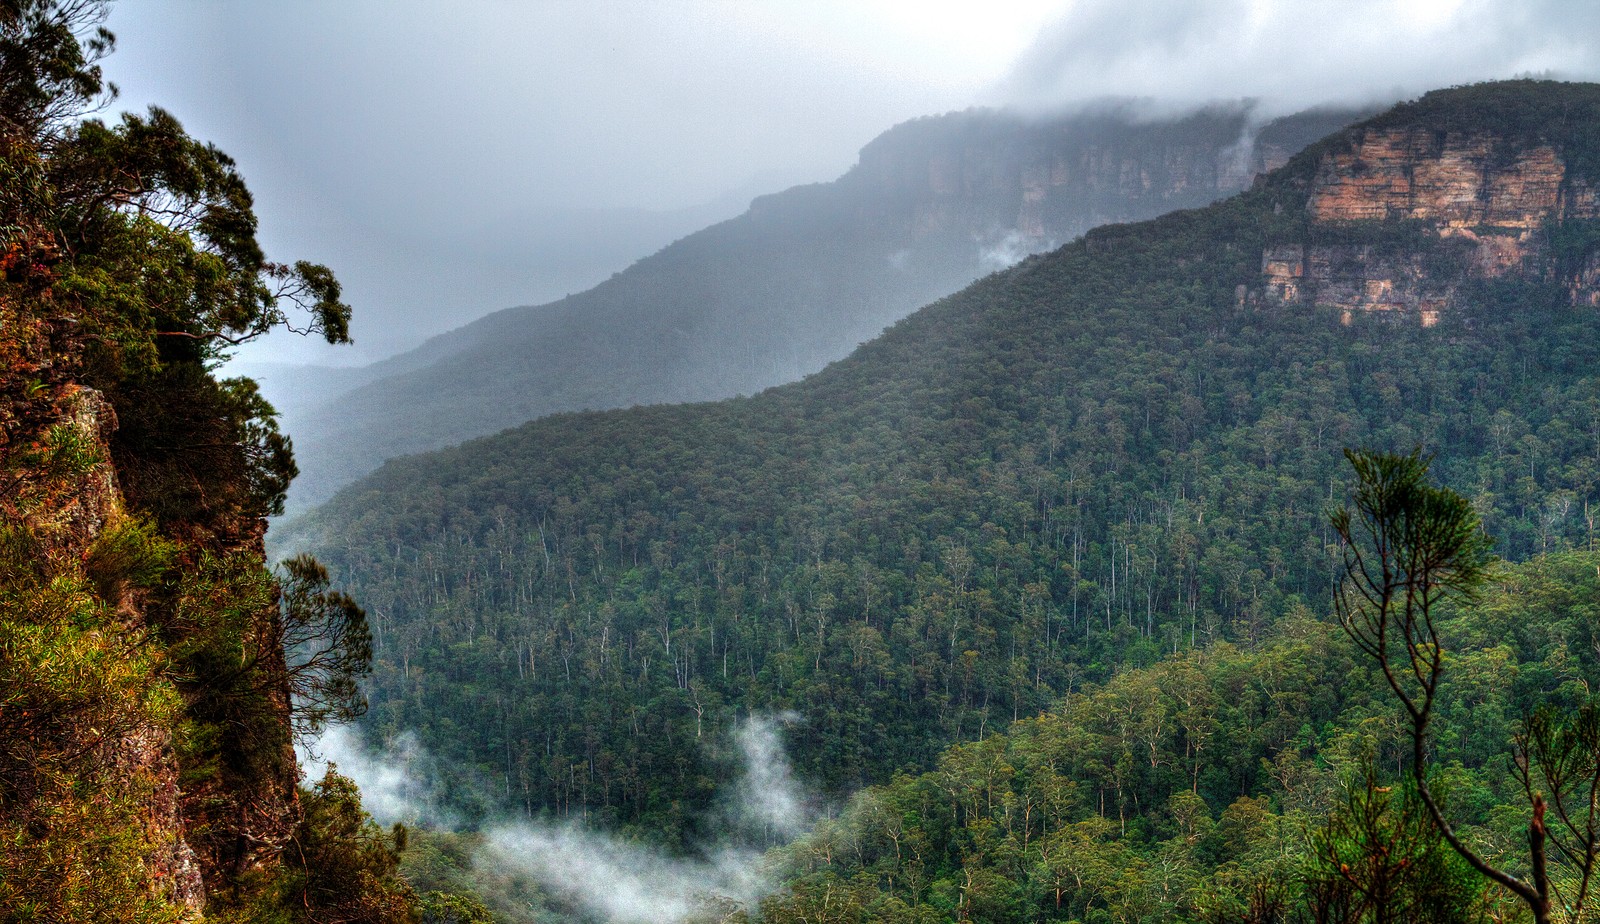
[6,387,208,916]
[2,379,300,915]
[1259,123,1600,320]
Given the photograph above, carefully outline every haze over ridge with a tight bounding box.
[267,101,1365,512]
[102,1,1600,366]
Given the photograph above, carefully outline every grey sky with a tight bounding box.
[1001,0,1600,115]
[99,1,1600,365]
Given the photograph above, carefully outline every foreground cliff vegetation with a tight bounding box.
[0,2,418,919]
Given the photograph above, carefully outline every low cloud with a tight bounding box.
[298,725,454,827]
[481,826,771,924]
[979,229,1050,272]
[995,0,1600,118]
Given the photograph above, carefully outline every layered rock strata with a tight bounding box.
[1260,128,1600,320]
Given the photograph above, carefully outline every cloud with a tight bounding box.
[728,712,812,842]
[480,826,771,924]
[978,229,1049,272]
[298,725,457,828]
[995,0,1600,117]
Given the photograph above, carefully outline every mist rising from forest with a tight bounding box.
[303,715,817,922]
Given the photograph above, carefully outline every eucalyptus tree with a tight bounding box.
[1333,449,1600,924]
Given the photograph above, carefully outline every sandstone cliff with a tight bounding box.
[1256,90,1600,321]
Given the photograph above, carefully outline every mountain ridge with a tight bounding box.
[273,100,1367,512]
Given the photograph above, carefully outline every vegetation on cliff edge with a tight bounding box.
[0,2,414,920]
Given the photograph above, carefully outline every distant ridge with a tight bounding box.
[271,100,1368,512]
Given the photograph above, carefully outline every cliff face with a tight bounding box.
[1305,131,1585,226]
[1259,123,1600,320]
[52,391,206,913]
[0,242,298,916]
[0,379,298,916]
[848,105,1355,261]
[0,385,198,917]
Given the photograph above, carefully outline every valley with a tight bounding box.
[9,2,1600,920]
[285,80,1600,921]
[268,104,1362,512]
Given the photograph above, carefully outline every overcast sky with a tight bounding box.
[99,0,1600,366]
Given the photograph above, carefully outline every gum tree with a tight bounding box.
[1333,449,1600,924]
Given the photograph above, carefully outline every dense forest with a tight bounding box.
[743,546,1600,923]
[394,540,1600,923]
[286,79,1600,872]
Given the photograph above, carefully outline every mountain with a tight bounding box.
[283,81,1600,851]
[275,102,1366,511]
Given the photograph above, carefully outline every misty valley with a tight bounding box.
[9,4,1600,924]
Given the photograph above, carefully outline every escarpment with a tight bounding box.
[1304,131,1586,226]
[1255,93,1600,321]
[847,103,1362,260]
[277,102,1369,511]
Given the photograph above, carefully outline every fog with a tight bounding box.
[96,1,1600,367]
[300,727,455,829]
[99,1,1054,363]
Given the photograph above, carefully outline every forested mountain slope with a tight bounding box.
[286,81,1600,842]
[280,103,1363,510]
[747,552,1600,923]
